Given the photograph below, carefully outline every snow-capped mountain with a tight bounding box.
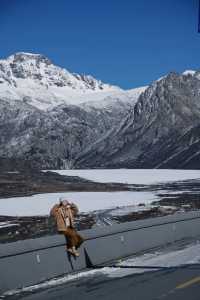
[0,52,146,169]
[75,70,200,169]
[1,51,200,170]
[0,52,125,110]
[0,52,148,111]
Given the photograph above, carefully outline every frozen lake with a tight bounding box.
[0,191,156,216]
[1,169,200,217]
[51,169,200,185]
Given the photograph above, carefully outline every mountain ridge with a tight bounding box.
[75,71,200,169]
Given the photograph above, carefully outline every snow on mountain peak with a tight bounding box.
[182,70,196,76]
[7,52,51,63]
[0,52,122,110]
[1,52,114,91]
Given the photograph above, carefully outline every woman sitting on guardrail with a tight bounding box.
[50,198,84,257]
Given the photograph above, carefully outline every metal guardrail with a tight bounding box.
[1,211,200,294]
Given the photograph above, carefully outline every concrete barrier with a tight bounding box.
[1,211,200,294]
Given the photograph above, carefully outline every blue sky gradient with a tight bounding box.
[0,0,199,89]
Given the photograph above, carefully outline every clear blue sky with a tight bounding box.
[0,0,199,89]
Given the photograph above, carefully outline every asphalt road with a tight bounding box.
[3,237,200,300]
[5,264,200,300]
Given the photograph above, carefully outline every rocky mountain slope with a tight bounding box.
[75,71,200,169]
[0,52,146,169]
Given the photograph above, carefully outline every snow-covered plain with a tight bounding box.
[0,191,156,216]
[109,204,156,216]
[51,169,200,185]
[0,222,19,229]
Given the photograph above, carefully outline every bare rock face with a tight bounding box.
[0,99,133,169]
